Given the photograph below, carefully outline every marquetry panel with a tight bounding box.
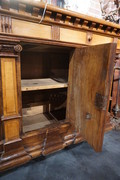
[4,119,20,142]
[60,28,86,44]
[1,58,18,117]
[12,19,51,40]
[91,34,113,46]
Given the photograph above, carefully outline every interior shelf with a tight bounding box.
[21,78,68,91]
[23,112,56,133]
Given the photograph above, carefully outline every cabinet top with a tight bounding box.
[0,0,120,37]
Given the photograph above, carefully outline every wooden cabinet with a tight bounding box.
[0,0,119,172]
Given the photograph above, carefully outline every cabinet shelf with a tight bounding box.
[21,78,68,91]
[23,112,56,133]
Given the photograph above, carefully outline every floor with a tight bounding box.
[0,130,120,180]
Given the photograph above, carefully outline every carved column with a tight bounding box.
[0,44,22,145]
[0,44,30,171]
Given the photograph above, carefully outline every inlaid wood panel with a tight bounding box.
[4,119,20,142]
[60,28,118,48]
[91,34,113,46]
[12,19,51,40]
[60,28,86,44]
[1,58,18,117]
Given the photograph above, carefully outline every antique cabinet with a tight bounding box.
[0,0,120,172]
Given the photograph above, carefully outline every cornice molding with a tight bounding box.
[0,0,120,37]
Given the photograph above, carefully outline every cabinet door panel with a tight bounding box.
[67,43,116,152]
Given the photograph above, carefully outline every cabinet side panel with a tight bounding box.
[1,58,18,117]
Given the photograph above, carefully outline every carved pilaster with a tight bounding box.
[0,44,22,56]
[0,15,12,33]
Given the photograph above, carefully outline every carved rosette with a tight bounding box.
[14,44,22,53]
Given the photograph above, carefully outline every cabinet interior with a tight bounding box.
[21,43,72,133]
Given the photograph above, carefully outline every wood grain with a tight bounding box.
[0,1,119,172]
[4,119,20,142]
[67,43,116,152]
[12,19,51,40]
[21,78,68,91]
[1,58,18,117]
[60,28,113,46]
[51,26,60,41]
[1,0,120,37]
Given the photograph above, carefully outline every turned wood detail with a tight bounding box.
[0,15,12,33]
[86,32,93,44]
[14,44,23,53]
[0,0,120,36]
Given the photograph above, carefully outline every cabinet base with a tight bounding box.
[0,122,111,172]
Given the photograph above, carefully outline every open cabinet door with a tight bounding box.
[67,43,116,152]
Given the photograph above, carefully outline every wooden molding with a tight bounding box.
[86,32,93,45]
[0,44,22,54]
[0,15,12,33]
[0,1,120,37]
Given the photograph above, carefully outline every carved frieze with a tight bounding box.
[0,44,22,54]
[0,15,12,33]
